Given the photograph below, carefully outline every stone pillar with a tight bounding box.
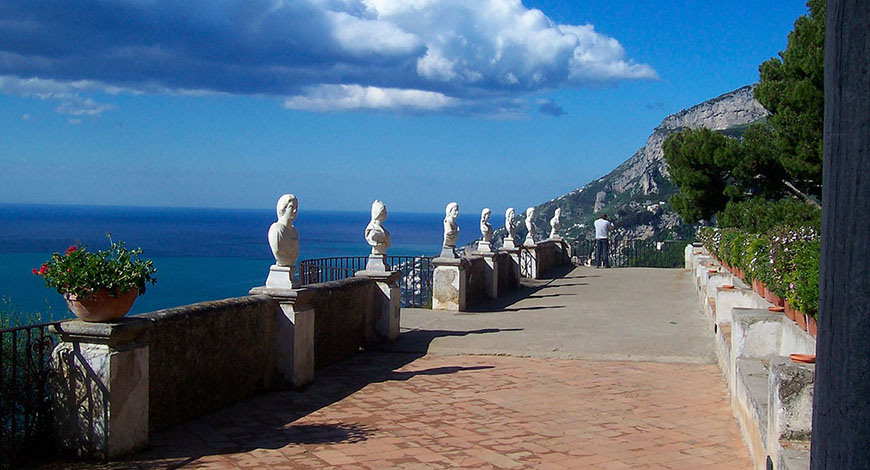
[355,270,402,341]
[500,248,521,291]
[432,257,469,311]
[249,286,314,389]
[49,318,151,461]
[475,251,498,299]
[520,243,538,279]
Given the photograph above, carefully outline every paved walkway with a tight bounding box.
[66,267,751,469]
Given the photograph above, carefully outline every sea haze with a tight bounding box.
[0,204,483,321]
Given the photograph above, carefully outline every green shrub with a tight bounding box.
[718,198,821,233]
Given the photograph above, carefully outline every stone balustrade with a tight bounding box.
[686,245,815,470]
[50,272,401,460]
[432,238,570,311]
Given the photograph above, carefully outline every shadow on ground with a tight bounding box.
[41,329,509,470]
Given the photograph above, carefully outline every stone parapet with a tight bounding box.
[50,318,151,460]
[51,274,403,461]
[687,247,816,470]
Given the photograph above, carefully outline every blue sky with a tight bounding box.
[0,0,809,214]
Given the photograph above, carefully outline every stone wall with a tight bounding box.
[142,296,277,431]
[305,277,376,369]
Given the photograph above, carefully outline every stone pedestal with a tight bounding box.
[432,257,469,311]
[49,318,151,461]
[474,251,498,299]
[500,248,521,290]
[365,254,387,272]
[355,270,402,341]
[249,286,314,388]
[477,241,492,253]
[440,245,458,259]
[520,243,538,279]
[266,264,300,289]
[502,237,516,250]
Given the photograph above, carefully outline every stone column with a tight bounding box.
[520,242,538,279]
[474,251,499,299]
[249,287,314,389]
[49,318,151,461]
[499,248,521,291]
[432,257,469,311]
[355,270,402,341]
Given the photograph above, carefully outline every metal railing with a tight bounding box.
[1,321,59,469]
[299,256,435,308]
[570,239,690,268]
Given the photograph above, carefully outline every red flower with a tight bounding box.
[36,264,48,275]
[65,245,78,256]
[32,268,39,275]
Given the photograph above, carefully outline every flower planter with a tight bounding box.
[784,301,796,321]
[808,315,818,338]
[794,310,808,332]
[64,288,138,322]
[752,279,764,296]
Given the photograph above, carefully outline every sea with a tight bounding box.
[0,204,483,323]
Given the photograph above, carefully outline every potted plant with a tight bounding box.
[33,235,157,322]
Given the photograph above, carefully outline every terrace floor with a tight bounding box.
[57,267,751,469]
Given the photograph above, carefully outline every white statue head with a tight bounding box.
[445,202,459,221]
[371,199,387,222]
[555,208,561,218]
[525,207,535,221]
[276,194,298,224]
[481,207,491,222]
[505,207,515,222]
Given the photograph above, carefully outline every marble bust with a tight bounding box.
[441,202,459,258]
[524,207,536,244]
[478,208,493,253]
[480,208,493,243]
[505,207,517,239]
[502,207,517,249]
[268,194,299,267]
[549,208,562,239]
[365,200,391,256]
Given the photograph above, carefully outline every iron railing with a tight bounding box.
[570,239,690,268]
[299,256,435,308]
[1,321,59,469]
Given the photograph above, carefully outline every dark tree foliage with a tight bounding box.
[754,0,825,197]
[663,128,739,223]
[664,0,824,224]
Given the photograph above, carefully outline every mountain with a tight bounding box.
[498,85,769,244]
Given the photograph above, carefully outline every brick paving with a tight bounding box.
[104,352,749,469]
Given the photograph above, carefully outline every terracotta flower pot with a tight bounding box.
[765,287,778,304]
[752,279,763,296]
[771,292,785,308]
[790,354,815,364]
[64,288,138,322]
[808,316,818,338]
[795,310,808,331]
[784,301,796,321]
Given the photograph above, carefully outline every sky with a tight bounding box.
[0,0,810,214]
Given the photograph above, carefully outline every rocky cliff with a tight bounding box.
[501,85,769,243]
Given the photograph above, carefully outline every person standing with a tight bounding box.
[593,213,614,268]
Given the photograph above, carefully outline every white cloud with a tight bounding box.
[1,0,657,115]
[283,84,457,112]
[0,75,116,117]
[20,113,31,120]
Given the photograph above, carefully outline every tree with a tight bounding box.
[663,128,740,223]
[754,0,825,198]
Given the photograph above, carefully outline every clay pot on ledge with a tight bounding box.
[794,309,808,331]
[784,301,797,321]
[808,315,818,338]
[64,288,139,322]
